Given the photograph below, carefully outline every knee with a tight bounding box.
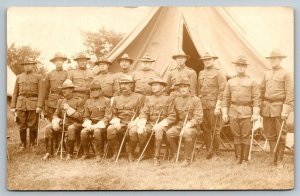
[67,125,76,140]
[81,128,89,138]
[107,125,117,139]
[183,129,195,140]
[129,127,137,137]
[94,128,104,139]
[45,125,53,138]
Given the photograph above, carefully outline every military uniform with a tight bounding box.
[44,80,84,159]
[198,53,226,158]
[80,80,112,159]
[260,49,293,167]
[222,56,261,164]
[11,58,44,148]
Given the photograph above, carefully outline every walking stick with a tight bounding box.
[136,109,164,164]
[207,115,220,155]
[60,113,67,159]
[248,121,256,160]
[176,106,191,163]
[114,109,138,163]
[36,113,41,146]
[274,120,286,153]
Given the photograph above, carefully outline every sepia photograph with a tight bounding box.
[6,6,294,190]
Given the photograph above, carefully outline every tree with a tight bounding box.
[82,26,124,60]
[7,43,41,75]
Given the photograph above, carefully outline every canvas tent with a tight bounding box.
[107,7,273,80]
[7,66,16,97]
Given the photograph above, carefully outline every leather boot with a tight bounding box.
[166,136,177,162]
[45,138,53,155]
[128,139,137,162]
[19,130,27,150]
[269,141,277,166]
[234,144,242,164]
[183,140,193,167]
[276,142,285,168]
[95,135,103,157]
[154,139,162,166]
[29,128,37,147]
[204,132,212,153]
[68,140,75,156]
[213,134,220,156]
[241,144,250,165]
[108,138,119,162]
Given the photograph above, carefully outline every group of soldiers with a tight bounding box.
[10,48,293,168]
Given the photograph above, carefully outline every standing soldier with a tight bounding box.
[80,80,112,161]
[114,53,134,96]
[10,57,44,150]
[67,52,94,102]
[221,55,261,165]
[107,75,144,162]
[198,52,226,159]
[43,79,84,160]
[165,49,197,97]
[44,53,68,121]
[93,57,118,98]
[260,49,293,168]
[133,53,160,95]
[137,77,171,166]
[158,78,203,166]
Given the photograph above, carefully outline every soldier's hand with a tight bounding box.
[128,121,137,130]
[36,107,42,114]
[179,130,184,137]
[10,108,16,113]
[137,126,145,134]
[214,108,221,116]
[52,123,60,131]
[222,114,229,123]
[63,103,70,110]
[183,121,192,130]
[281,115,288,121]
[251,114,260,121]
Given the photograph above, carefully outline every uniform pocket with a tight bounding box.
[27,97,38,110]
[16,97,24,110]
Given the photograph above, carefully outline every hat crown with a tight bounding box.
[176,77,190,86]
[61,79,75,88]
[174,48,187,56]
[119,74,135,83]
[140,53,155,62]
[96,57,111,64]
[22,56,37,65]
[90,79,102,89]
[53,52,66,58]
[118,53,134,64]
[120,53,130,59]
[233,55,248,65]
[148,77,167,86]
[270,49,284,57]
[73,52,90,60]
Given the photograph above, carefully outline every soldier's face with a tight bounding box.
[120,82,133,93]
[54,58,64,68]
[98,63,109,72]
[175,56,187,66]
[62,88,73,97]
[77,59,88,69]
[151,83,163,93]
[90,89,102,98]
[141,62,152,70]
[120,60,131,69]
[203,58,214,67]
[179,85,190,96]
[235,64,247,74]
[269,57,282,67]
[23,64,34,73]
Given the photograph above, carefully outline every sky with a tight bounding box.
[7,7,294,72]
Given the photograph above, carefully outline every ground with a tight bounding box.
[6,108,294,190]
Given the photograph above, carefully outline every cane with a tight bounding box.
[114,109,138,163]
[248,121,256,160]
[207,115,220,155]
[136,109,164,164]
[274,120,286,153]
[176,106,191,163]
[60,113,67,159]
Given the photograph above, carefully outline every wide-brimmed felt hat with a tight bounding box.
[95,57,112,65]
[73,52,91,61]
[232,55,249,65]
[119,75,135,83]
[148,77,167,87]
[200,52,218,60]
[117,53,134,64]
[59,79,76,89]
[50,52,67,63]
[90,79,102,90]
[265,49,287,59]
[20,57,37,65]
[172,48,190,60]
[140,53,155,62]
[175,77,190,87]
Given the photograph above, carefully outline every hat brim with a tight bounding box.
[265,56,287,59]
[172,55,190,60]
[141,59,155,63]
[119,81,135,84]
[95,61,112,65]
[148,81,167,87]
[117,58,134,64]
[200,56,218,60]
[58,85,77,89]
[20,62,37,65]
[175,83,190,87]
[232,62,249,65]
[73,57,91,61]
[50,57,67,63]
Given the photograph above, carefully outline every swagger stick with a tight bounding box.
[274,120,286,153]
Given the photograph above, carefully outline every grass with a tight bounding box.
[6,107,294,190]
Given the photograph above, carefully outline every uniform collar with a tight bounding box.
[272,65,281,70]
[177,65,186,71]
[55,67,63,71]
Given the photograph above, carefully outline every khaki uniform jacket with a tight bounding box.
[133,69,160,95]
[222,75,261,119]
[67,68,95,92]
[11,72,44,111]
[198,67,226,109]
[44,68,68,108]
[83,96,112,125]
[260,67,293,117]
[94,72,118,98]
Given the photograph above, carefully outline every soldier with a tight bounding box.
[67,52,95,101]
[10,57,44,150]
[43,79,84,160]
[44,53,68,121]
[107,75,144,162]
[165,49,197,97]
[156,78,203,166]
[198,52,226,159]
[80,80,112,161]
[137,77,171,166]
[133,53,160,95]
[114,53,134,96]
[93,57,118,98]
[260,49,293,168]
[221,55,261,165]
